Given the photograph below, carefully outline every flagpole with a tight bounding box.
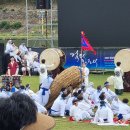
[81,46,83,67]
[81,31,84,67]
[80,31,82,67]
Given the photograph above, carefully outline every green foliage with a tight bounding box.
[0,21,22,30]
[0,21,10,29]
[4,23,10,29]
[0,0,36,5]
[11,22,22,29]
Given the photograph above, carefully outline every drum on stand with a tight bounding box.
[40,48,66,78]
[114,49,130,92]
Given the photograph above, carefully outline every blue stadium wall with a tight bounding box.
[32,47,123,70]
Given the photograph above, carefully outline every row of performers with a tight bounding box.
[6,56,40,76]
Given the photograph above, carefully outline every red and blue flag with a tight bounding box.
[81,31,96,55]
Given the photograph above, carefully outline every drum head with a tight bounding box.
[40,48,60,71]
[53,48,66,65]
[114,49,130,72]
[53,48,64,57]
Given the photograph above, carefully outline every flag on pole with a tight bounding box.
[81,31,96,55]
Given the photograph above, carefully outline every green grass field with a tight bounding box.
[22,73,112,92]
[22,73,130,130]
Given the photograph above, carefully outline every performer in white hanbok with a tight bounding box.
[102,81,116,102]
[113,62,124,95]
[20,84,47,114]
[25,48,39,68]
[94,101,114,123]
[65,92,78,115]
[39,59,54,84]
[37,76,53,106]
[50,93,68,118]
[70,99,92,121]
[111,96,120,115]
[32,58,40,73]
[98,92,111,109]
[5,39,13,54]
[5,40,21,62]
[91,85,102,106]
[83,91,94,108]
[24,85,41,105]
[81,62,89,87]
[19,43,28,55]
[118,98,130,120]
[85,82,96,98]
[34,101,47,114]
[78,96,94,116]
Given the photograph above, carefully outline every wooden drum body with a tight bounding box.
[45,66,83,109]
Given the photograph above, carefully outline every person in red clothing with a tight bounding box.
[7,56,19,76]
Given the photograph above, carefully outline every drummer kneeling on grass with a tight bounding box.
[50,93,68,118]
[93,100,114,123]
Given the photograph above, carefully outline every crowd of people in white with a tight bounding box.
[50,81,130,123]
[1,78,130,124]
[1,39,130,125]
[4,39,40,76]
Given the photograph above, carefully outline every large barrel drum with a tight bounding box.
[45,66,83,109]
[114,49,130,72]
[114,49,130,92]
[40,48,66,71]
